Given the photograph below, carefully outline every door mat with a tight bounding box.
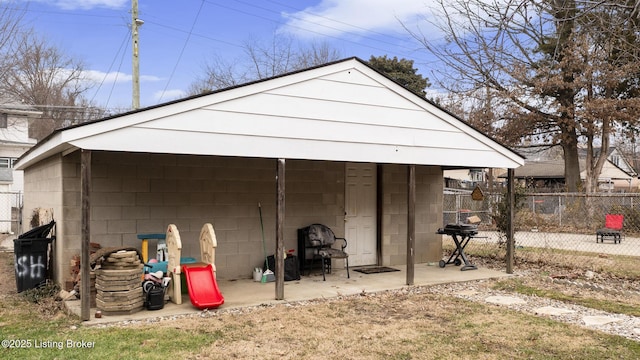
[353,266,400,274]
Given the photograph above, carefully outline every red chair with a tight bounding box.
[596,214,624,244]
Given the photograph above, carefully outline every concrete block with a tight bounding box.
[150,179,177,193]
[135,193,164,206]
[107,219,137,234]
[122,206,150,219]
[92,206,122,220]
[122,178,150,193]
[93,178,122,192]
[149,206,177,219]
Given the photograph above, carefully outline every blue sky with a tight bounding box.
[19,0,442,111]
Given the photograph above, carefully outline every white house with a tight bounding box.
[0,103,40,232]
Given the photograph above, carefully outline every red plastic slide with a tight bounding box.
[182,264,224,309]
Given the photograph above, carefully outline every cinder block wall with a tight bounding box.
[55,152,345,280]
[25,151,444,283]
[285,159,345,236]
[380,164,443,266]
[22,154,65,284]
[416,165,444,263]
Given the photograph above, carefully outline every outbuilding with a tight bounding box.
[16,57,524,319]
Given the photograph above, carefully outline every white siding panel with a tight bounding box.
[203,94,458,132]
[318,69,385,87]
[69,128,522,168]
[21,58,524,170]
[265,77,423,110]
[138,110,486,151]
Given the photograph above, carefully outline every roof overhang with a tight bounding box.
[16,58,524,171]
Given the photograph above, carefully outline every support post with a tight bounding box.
[80,149,91,321]
[406,165,415,285]
[376,164,383,266]
[275,158,285,300]
[506,168,515,274]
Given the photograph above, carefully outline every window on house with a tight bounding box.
[469,169,484,182]
[611,155,620,166]
[0,158,17,169]
[0,113,7,128]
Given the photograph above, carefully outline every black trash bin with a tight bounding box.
[14,221,56,293]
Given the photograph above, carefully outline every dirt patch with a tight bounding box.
[0,233,15,251]
[0,249,16,299]
[141,287,614,359]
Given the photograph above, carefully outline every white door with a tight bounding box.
[345,163,377,266]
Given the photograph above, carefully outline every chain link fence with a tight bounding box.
[442,190,640,276]
[0,191,23,235]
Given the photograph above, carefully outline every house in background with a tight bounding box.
[494,144,638,192]
[443,168,506,190]
[0,102,40,232]
[443,168,486,189]
[583,147,639,190]
[508,156,638,192]
[508,160,566,190]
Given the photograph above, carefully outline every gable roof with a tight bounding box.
[513,160,566,179]
[16,57,524,170]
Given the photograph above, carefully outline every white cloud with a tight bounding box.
[84,70,130,83]
[32,0,128,10]
[83,70,162,84]
[140,75,163,82]
[280,0,432,39]
[153,89,186,102]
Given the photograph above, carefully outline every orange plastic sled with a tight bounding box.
[182,264,224,309]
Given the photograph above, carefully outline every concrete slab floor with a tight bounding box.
[66,263,512,326]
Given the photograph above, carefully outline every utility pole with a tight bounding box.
[132,0,143,109]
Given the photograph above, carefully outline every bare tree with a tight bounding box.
[407,0,640,193]
[295,41,342,69]
[189,33,342,94]
[0,31,99,140]
[0,4,26,81]
[188,54,249,94]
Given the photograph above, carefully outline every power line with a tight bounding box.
[0,4,120,19]
[208,0,435,64]
[106,33,131,110]
[90,30,131,107]
[199,0,426,60]
[143,20,243,49]
[258,0,413,46]
[15,2,439,110]
[159,0,206,102]
[232,0,432,59]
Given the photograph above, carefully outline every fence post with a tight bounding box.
[506,169,515,274]
[532,194,535,214]
[456,194,461,224]
[558,195,562,227]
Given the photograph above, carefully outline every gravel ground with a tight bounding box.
[426,275,640,342]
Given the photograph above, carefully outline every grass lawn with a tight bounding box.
[1,251,639,359]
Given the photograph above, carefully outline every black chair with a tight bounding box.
[299,224,349,281]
